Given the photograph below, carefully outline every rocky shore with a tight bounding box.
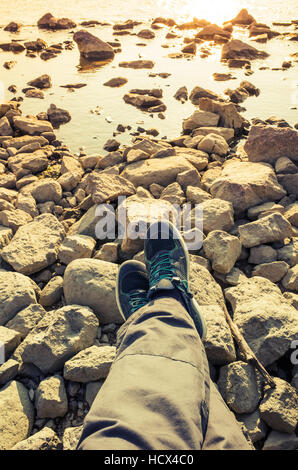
[0,9,297,451]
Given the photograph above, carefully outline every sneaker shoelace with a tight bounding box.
[149,252,188,291]
[128,290,148,314]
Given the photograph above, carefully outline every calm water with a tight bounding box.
[0,1,297,153]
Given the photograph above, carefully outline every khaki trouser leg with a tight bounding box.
[77,296,251,450]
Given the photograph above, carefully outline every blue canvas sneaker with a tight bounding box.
[116,260,149,321]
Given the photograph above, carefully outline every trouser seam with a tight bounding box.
[115,352,200,371]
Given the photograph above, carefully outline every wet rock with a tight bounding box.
[64,259,122,324]
[119,60,154,69]
[27,74,52,90]
[24,39,47,51]
[196,24,231,40]
[39,277,64,307]
[12,427,61,450]
[260,378,298,433]
[174,86,188,102]
[16,305,98,374]
[0,381,34,450]
[35,375,68,418]
[103,139,120,151]
[58,235,96,265]
[86,172,135,204]
[38,13,76,30]
[238,213,293,248]
[231,9,256,25]
[210,160,286,215]
[103,77,128,87]
[64,345,116,382]
[263,430,298,450]
[6,304,46,339]
[1,214,65,275]
[47,104,71,128]
[221,39,269,61]
[189,86,220,105]
[124,93,164,109]
[181,42,196,54]
[121,155,194,187]
[225,277,298,366]
[203,230,241,274]
[213,73,235,81]
[244,125,298,164]
[4,22,21,32]
[137,29,155,39]
[217,361,262,414]
[74,30,114,61]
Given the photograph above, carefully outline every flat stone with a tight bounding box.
[217,361,263,414]
[0,271,39,326]
[0,381,34,450]
[182,110,219,132]
[263,430,298,450]
[63,345,116,382]
[16,305,98,374]
[259,378,298,433]
[1,214,65,275]
[86,172,135,204]
[225,277,298,366]
[239,213,293,248]
[35,375,68,418]
[13,116,53,135]
[119,60,154,69]
[121,156,194,187]
[11,427,61,450]
[210,160,286,215]
[64,259,122,324]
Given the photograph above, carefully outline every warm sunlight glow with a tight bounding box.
[157,0,247,24]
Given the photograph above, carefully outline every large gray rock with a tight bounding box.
[64,259,122,324]
[0,380,34,450]
[225,277,298,366]
[200,304,236,365]
[0,271,39,326]
[35,375,68,418]
[121,156,194,187]
[217,361,263,414]
[239,213,293,248]
[15,305,99,374]
[12,427,62,450]
[73,30,115,61]
[68,204,112,238]
[259,378,298,433]
[244,125,298,164]
[210,160,286,215]
[58,235,96,265]
[1,214,65,275]
[63,345,116,382]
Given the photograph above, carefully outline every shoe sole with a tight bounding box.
[116,260,148,322]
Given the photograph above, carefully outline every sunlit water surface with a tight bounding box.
[0,1,297,153]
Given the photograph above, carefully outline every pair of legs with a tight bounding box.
[77,222,251,450]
